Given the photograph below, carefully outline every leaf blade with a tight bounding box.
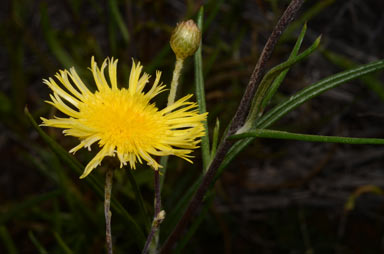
[231,129,384,145]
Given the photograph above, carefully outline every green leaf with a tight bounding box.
[24,107,146,245]
[54,231,74,254]
[144,45,171,74]
[108,0,130,44]
[231,129,384,145]
[194,7,211,170]
[160,175,203,238]
[126,169,151,231]
[0,190,61,225]
[0,226,18,254]
[281,0,335,41]
[256,58,384,129]
[28,231,48,254]
[210,118,220,159]
[173,191,215,253]
[322,49,384,101]
[40,4,75,69]
[0,91,12,114]
[261,23,307,110]
[243,34,321,130]
[218,58,384,183]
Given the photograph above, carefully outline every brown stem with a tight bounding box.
[142,170,162,254]
[229,0,304,134]
[159,1,304,252]
[105,168,114,254]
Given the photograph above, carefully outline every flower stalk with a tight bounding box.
[104,168,114,254]
[167,58,184,105]
[142,170,165,254]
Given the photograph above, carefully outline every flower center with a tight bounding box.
[79,88,166,151]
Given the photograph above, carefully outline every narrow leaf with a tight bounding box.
[0,226,18,254]
[0,190,61,225]
[28,231,48,254]
[194,7,211,170]
[218,58,384,183]
[108,0,130,44]
[245,35,321,129]
[210,118,220,159]
[126,169,151,231]
[257,59,384,129]
[261,23,307,109]
[54,231,74,254]
[40,4,74,68]
[231,129,384,145]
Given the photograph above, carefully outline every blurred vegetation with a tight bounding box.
[1,0,384,253]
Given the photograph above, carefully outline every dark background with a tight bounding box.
[1,0,384,253]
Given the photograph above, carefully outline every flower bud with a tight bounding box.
[170,20,201,60]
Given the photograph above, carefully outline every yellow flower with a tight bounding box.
[41,57,207,178]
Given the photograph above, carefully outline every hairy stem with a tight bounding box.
[229,0,304,133]
[142,170,163,254]
[167,58,184,105]
[105,168,114,254]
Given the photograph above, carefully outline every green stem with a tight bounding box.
[167,58,184,105]
[159,56,185,219]
[156,46,185,253]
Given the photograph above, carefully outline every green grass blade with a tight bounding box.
[0,226,18,254]
[204,0,224,32]
[322,49,384,101]
[261,23,307,109]
[40,4,75,68]
[144,45,171,74]
[257,59,384,129]
[194,7,210,170]
[214,138,253,183]
[231,129,384,145]
[28,231,48,254]
[161,175,203,238]
[53,231,73,254]
[25,107,102,189]
[108,0,130,44]
[126,169,151,231]
[282,0,335,41]
[173,191,214,253]
[0,190,61,225]
[24,108,146,245]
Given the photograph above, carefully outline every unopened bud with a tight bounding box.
[170,20,201,60]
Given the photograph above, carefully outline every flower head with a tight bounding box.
[41,57,207,178]
[170,20,201,60]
